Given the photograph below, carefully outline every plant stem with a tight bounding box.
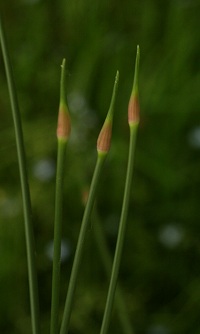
[50,59,70,334]
[100,46,140,334]
[60,71,119,334]
[0,15,40,334]
[93,208,134,334]
[50,140,67,334]
[60,154,106,334]
[100,125,138,334]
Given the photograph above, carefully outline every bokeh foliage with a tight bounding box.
[0,0,200,333]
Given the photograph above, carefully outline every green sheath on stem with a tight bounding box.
[60,71,119,334]
[100,46,140,334]
[50,59,71,334]
[0,15,40,334]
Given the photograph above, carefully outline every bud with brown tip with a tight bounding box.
[97,71,119,156]
[57,59,71,142]
[128,45,140,127]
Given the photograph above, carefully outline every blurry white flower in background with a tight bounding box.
[32,158,55,182]
[68,91,97,150]
[188,126,200,149]
[45,239,71,263]
[158,223,184,249]
[68,92,87,113]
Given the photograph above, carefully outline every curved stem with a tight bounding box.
[60,154,106,334]
[50,140,67,334]
[0,15,40,334]
[100,124,138,334]
[93,208,134,334]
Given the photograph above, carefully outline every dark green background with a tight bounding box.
[1,0,200,333]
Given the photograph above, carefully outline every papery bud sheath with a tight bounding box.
[56,59,71,141]
[128,45,140,127]
[97,71,119,155]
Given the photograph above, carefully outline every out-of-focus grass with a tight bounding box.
[1,0,200,333]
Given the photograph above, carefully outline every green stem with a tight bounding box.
[0,15,40,334]
[93,208,134,334]
[60,70,118,334]
[60,154,106,334]
[100,124,138,334]
[50,58,70,334]
[50,140,67,334]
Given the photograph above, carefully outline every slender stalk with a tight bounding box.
[100,46,140,334]
[50,140,67,334]
[100,126,138,334]
[0,15,40,334]
[93,208,134,334]
[50,59,71,334]
[60,154,106,334]
[60,71,119,334]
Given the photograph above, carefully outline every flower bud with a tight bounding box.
[128,45,140,127]
[57,59,71,141]
[97,71,119,155]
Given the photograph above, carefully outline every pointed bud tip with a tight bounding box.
[60,58,67,104]
[128,46,140,125]
[97,71,119,153]
[106,70,119,123]
[57,58,71,141]
[136,45,140,56]
[61,58,66,69]
[132,45,140,95]
[115,70,119,84]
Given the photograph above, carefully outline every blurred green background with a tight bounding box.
[1,0,200,333]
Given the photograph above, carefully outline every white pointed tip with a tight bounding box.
[61,58,66,69]
[115,70,119,83]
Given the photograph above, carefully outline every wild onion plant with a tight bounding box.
[0,13,139,334]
